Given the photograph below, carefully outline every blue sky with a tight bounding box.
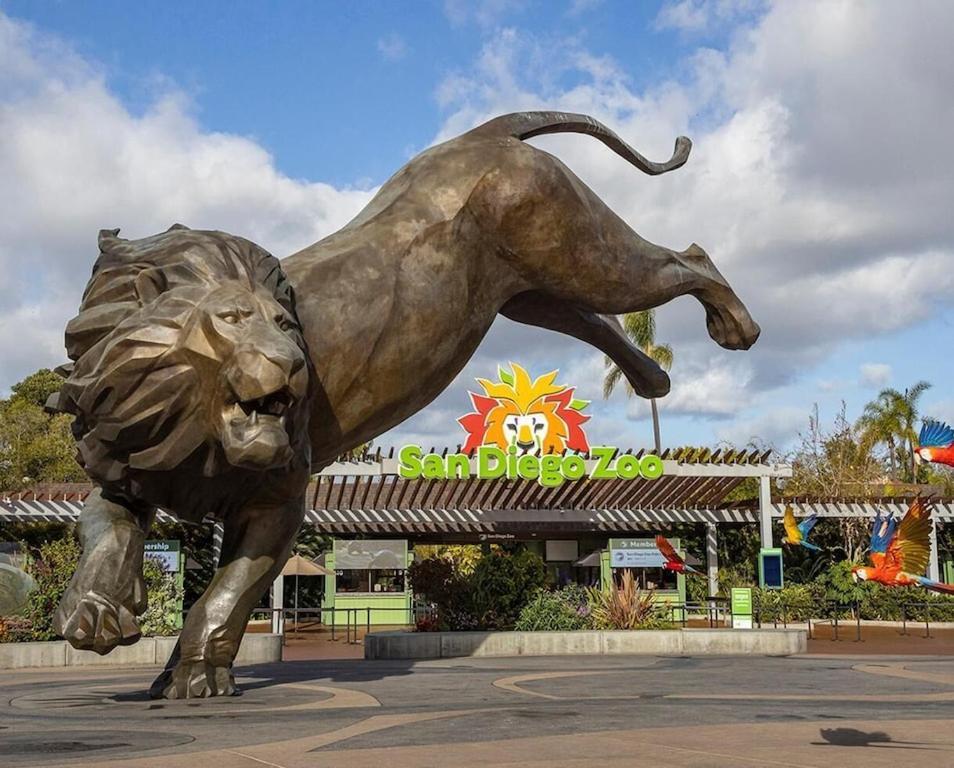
[2,1,953,457]
[6,0,723,185]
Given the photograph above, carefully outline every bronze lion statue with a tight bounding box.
[51,112,760,698]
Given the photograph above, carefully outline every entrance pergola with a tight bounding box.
[3,448,951,631]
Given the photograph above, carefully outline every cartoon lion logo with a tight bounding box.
[50,226,311,520]
[458,363,590,455]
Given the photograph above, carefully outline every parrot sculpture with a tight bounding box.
[655,535,698,574]
[852,497,954,594]
[781,505,822,551]
[915,420,954,469]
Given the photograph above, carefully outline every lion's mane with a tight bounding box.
[52,226,307,514]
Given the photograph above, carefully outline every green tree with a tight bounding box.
[857,381,931,482]
[857,391,903,479]
[0,370,85,490]
[602,310,673,453]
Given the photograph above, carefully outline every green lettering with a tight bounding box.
[640,454,664,479]
[539,454,563,487]
[616,454,640,480]
[398,444,423,478]
[517,454,539,481]
[590,446,617,479]
[446,453,470,479]
[478,445,506,478]
[563,454,585,480]
[423,454,446,480]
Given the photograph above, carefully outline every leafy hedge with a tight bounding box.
[0,534,183,642]
[409,549,547,631]
[514,585,592,631]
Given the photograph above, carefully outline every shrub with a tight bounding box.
[754,583,825,622]
[685,573,710,604]
[816,560,867,608]
[469,549,547,629]
[18,535,81,641]
[409,548,547,631]
[586,570,670,630]
[1,533,185,642]
[515,586,592,631]
[408,556,463,608]
[139,559,184,636]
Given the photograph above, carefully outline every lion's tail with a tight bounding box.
[472,111,691,176]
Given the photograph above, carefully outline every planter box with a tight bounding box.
[365,628,807,660]
[0,633,282,670]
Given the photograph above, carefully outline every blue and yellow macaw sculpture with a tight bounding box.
[782,505,822,552]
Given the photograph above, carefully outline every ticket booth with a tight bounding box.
[602,538,687,605]
[322,539,413,626]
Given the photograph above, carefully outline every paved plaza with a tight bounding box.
[2,652,954,767]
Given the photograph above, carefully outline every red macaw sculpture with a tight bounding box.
[852,497,954,594]
[915,420,954,469]
[655,535,698,574]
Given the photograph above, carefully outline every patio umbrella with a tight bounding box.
[281,554,334,622]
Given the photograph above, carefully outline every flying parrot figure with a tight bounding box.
[781,505,822,552]
[655,535,698,574]
[852,497,954,594]
[915,420,954,469]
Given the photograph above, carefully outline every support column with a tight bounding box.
[211,522,224,566]
[270,572,284,635]
[758,475,773,549]
[705,521,719,597]
[928,508,941,582]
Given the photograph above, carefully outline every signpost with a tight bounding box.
[608,538,666,568]
[144,540,183,629]
[758,548,784,590]
[144,540,181,573]
[731,587,753,629]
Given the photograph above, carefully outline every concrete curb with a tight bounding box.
[0,633,282,670]
[365,628,807,660]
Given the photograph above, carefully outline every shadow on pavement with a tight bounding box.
[813,728,937,750]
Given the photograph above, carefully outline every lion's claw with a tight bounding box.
[149,660,239,699]
[53,591,141,655]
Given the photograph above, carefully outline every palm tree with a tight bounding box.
[886,381,931,481]
[602,310,673,453]
[857,392,902,479]
[858,381,932,482]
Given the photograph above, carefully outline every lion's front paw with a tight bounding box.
[53,590,142,655]
[149,660,239,699]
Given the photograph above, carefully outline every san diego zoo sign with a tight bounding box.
[398,363,664,487]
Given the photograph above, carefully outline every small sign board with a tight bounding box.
[333,539,408,570]
[731,587,753,629]
[608,538,674,568]
[144,540,180,573]
[759,548,784,590]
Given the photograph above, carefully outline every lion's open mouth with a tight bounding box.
[237,389,292,419]
[221,386,297,470]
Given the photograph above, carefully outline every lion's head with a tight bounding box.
[53,226,310,510]
[459,363,590,456]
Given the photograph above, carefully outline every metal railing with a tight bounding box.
[900,602,936,638]
[666,597,730,628]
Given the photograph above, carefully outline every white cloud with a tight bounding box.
[376,33,408,61]
[443,0,527,28]
[0,13,373,391]
[859,363,892,388]
[654,0,763,33]
[412,1,954,447]
[714,406,806,450]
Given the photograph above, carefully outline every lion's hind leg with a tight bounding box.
[53,488,154,655]
[479,150,760,351]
